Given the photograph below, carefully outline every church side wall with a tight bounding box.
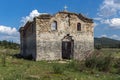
[19,29,24,56]
[23,22,36,59]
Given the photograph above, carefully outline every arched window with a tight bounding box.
[77,23,81,31]
[51,21,57,30]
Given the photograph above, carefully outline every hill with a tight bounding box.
[94,37,120,48]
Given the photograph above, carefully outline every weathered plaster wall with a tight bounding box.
[35,12,94,61]
[20,22,36,59]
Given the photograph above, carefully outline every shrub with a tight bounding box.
[1,50,7,67]
[53,63,64,74]
[85,55,97,69]
[114,58,120,68]
[67,60,78,70]
[96,55,112,71]
[67,60,85,72]
[114,58,120,74]
[85,53,112,72]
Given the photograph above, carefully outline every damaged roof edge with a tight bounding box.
[20,11,93,31]
[57,11,93,23]
[36,14,52,19]
[19,21,33,31]
[35,11,93,23]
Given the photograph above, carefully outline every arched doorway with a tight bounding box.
[62,34,74,59]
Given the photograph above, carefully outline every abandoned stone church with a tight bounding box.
[19,10,94,61]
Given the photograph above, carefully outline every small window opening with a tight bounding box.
[51,21,57,30]
[77,23,81,31]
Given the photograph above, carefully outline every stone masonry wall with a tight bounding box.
[21,22,36,59]
[35,12,94,61]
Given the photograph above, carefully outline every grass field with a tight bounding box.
[0,48,120,80]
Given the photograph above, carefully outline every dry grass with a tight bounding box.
[0,48,120,80]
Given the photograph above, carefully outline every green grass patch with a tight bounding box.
[0,48,120,80]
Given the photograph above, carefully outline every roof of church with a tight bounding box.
[19,21,32,31]
[19,11,93,31]
[58,11,93,23]
[36,11,93,23]
[37,14,52,19]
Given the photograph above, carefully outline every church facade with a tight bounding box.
[19,11,94,61]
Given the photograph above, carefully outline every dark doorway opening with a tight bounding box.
[62,34,74,59]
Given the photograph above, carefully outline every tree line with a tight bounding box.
[0,40,20,49]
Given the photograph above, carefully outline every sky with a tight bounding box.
[0,0,120,43]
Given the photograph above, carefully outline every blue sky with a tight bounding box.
[0,0,120,43]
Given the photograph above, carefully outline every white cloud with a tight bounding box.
[94,22,98,27]
[21,9,47,26]
[0,35,20,43]
[93,17,102,21]
[110,34,120,40]
[0,25,19,43]
[98,0,120,17]
[100,34,120,40]
[21,10,40,26]
[96,0,120,29]
[101,18,120,29]
[0,25,18,35]
[109,18,120,27]
[100,34,107,37]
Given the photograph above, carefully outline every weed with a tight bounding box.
[53,63,64,74]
